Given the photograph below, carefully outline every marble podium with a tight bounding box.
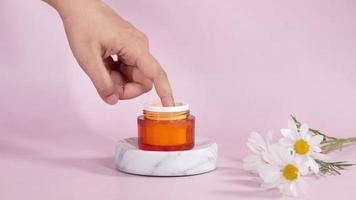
[115,137,218,176]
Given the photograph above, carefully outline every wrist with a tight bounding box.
[43,0,101,20]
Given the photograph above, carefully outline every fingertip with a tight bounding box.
[161,95,175,107]
[152,71,175,107]
[105,94,119,105]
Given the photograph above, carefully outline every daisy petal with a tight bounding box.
[279,137,294,147]
[311,152,332,162]
[279,146,295,164]
[299,162,309,175]
[302,132,311,141]
[247,132,267,153]
[290,182,297,197]
[279,181,292,196]
[242,154,265,173]
[295,155,308,167]
[266,130,274,144]
[309,157,319,174]
[247,142,261,155]
[281,129,297,140]
[312,145,322,153]
[263,144,284,165]
[310,135,323,146]
[261,178,282,189]
[288,121,298,133]
[257,164,280,184]
[295,178,307,195]
[300,123,309,134]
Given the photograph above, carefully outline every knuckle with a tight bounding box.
[133,31,149,48]
[158,69,168,79]
[139,33,149,44]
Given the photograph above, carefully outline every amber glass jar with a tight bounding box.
[138,102,195,151]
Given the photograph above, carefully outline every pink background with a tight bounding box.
[1,0,356,199]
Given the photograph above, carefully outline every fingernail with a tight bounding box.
[105,94,118,105]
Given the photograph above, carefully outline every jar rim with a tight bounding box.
[144,102,189,113]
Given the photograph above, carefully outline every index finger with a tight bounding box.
[136,52,175,106]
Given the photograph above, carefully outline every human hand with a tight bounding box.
[44,0,174,106]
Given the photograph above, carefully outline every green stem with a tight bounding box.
[344,137,356,143]
[321,137,356,153]
[309,128,337,140]
[316,159,354,175]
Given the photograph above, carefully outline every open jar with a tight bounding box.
[137,102,195,151]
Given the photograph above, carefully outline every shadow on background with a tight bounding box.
[212,157,282,199]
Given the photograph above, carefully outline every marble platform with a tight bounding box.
[115,137,218,176]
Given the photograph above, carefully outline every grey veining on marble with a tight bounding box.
[115,137,218,176]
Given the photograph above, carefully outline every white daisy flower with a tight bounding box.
[279,121,325,174]
[257,146,308,197]
[242,131,274,173]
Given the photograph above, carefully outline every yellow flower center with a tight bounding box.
[283,164,298,181]
[294,139,310,155]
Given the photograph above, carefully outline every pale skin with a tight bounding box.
[43,0,175,106]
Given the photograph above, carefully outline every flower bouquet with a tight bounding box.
[242,116,356,197]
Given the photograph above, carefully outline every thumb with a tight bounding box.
[76,49,118,105]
